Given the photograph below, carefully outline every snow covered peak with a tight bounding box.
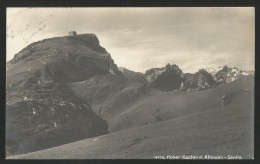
[205,66,252,83]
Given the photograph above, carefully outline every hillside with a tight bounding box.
[6,33,120,155]
[8,76,254,159]
[69,74,253,132]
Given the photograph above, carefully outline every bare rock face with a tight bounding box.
[180,69,215,91]
[6,33,121,155]
[145,63,184,91]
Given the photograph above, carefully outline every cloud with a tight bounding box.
[7,7,255,73]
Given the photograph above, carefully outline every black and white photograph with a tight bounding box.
[6,7,254,159]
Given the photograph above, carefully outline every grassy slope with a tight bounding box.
[68,73,147,125]
[9,76,254,159]
[109,76,253,132]
[70,74,253,132]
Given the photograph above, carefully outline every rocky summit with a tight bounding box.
[181,69,216,91]
[145,63,184,91]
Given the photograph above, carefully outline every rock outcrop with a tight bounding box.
[180,69,215,91]
[145,63,184,91]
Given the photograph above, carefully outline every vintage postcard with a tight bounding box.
[6,7,254,159]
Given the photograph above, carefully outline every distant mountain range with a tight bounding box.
[6,33,254,158]
[144,64,253,92]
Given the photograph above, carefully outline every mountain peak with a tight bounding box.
[7,33,121,83]
[10,33,107,64]
[205,66,252,83]
[181,69,215,91]
[145,63,183,91]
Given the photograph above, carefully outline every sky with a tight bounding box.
[7,7,255,73]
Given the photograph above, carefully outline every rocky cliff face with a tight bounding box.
[6,33,121,155]
[145,63,184,91]
[180,69,216,91]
